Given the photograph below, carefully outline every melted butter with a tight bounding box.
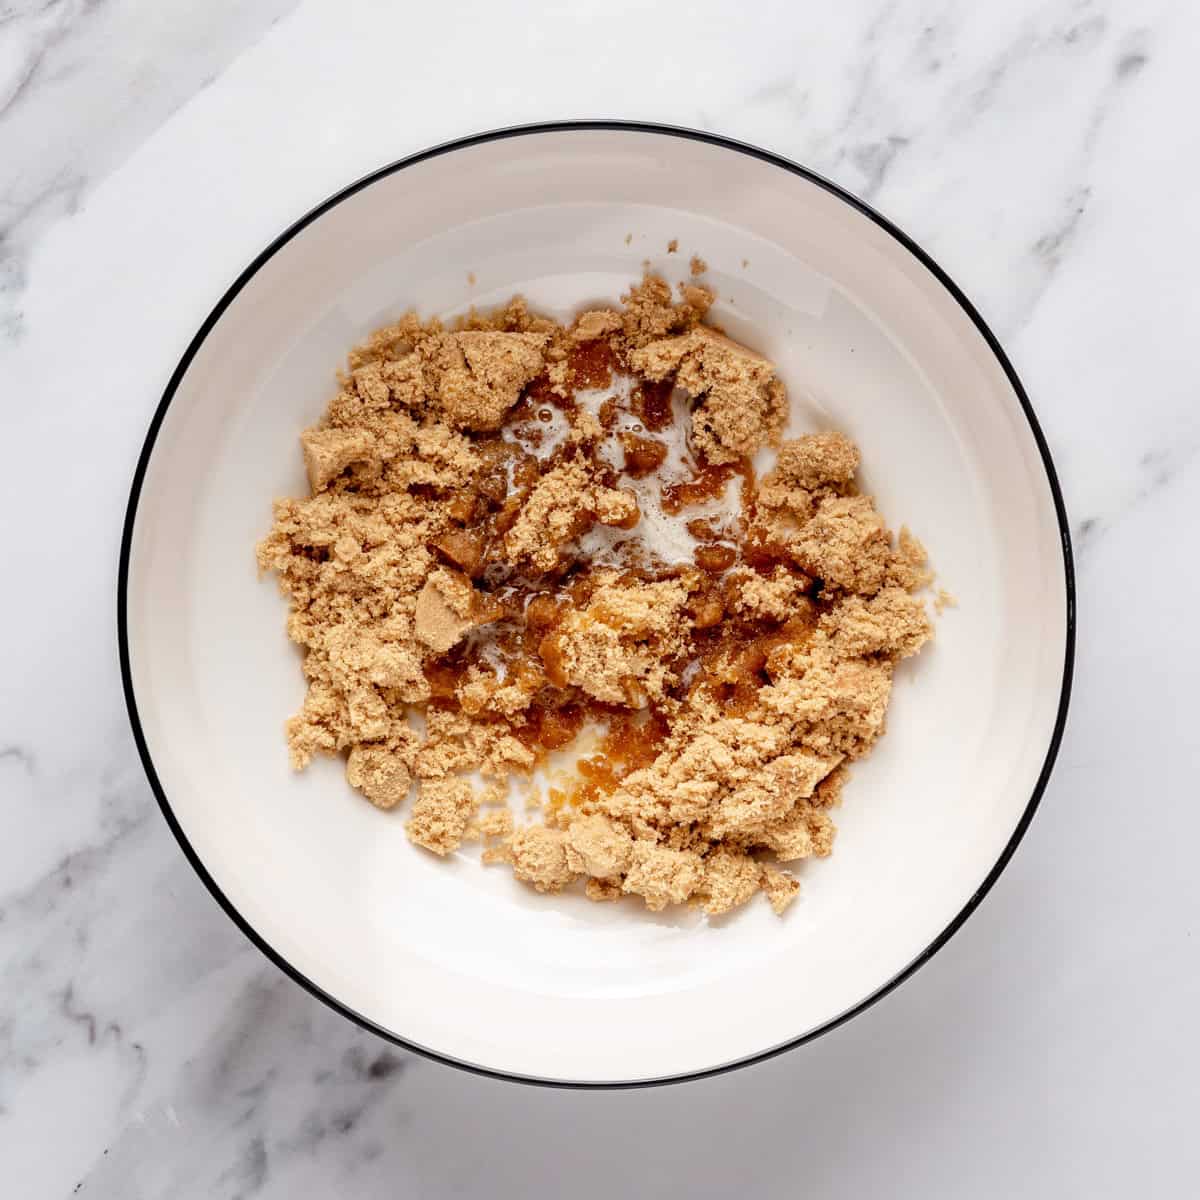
[578,375,739,567]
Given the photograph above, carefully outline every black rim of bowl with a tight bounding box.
[117,119,1077,1089]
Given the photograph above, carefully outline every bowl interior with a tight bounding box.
[123,127,1069,1084]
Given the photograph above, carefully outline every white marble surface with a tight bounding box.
[2,0,1198,1194]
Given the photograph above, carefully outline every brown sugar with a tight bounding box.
[502,458,639,573]
[573,310,622,341]
[726,566,813,622]
[423,331,548,430]
[695,847,761,915]
[766,430,860,492]
[345,738,417,810]
[788,495,894,593]
[414,567,490,653]
[416,706,534,781]
[622,841,704,910]
[258,271,938,920]
[547,573,694,707]
[300,427,376,491]
[630,326,787,465]
[481,808,515,837]
[619,273,712,350]
[406,776,478,856]
[823,587,933,659]
[509,826,576,893]
[564,814,633,878]
[759,863,800,914]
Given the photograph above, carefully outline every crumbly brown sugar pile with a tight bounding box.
[257,273,934,917]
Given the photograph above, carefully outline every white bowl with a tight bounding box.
[119,122,1074,1086]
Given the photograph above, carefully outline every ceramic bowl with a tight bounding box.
[120,122,1074,1086]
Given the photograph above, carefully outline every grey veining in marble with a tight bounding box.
[1,0,1198,1195]
[0,0,298,336]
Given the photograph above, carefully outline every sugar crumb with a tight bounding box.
[630,326,785,464]
[406,777,477,856]
[510,826,576,893]
[935,588,958,614]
